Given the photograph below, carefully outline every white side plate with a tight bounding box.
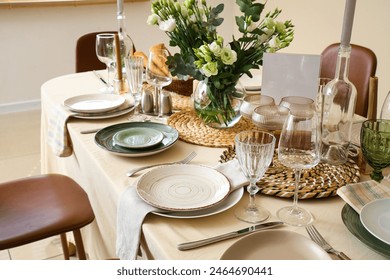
[360,198,390,245]
[64,94,125,113]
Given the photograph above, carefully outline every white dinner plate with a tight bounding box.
[136,165,231,211]
[113,127,164,149]
[64,94,125,113]
[360,198,390,245]
[220,230,331,260]
[153,187,243,219]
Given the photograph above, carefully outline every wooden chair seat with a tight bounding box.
[0,174,95,259]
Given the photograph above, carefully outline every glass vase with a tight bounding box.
[193,80,243,129]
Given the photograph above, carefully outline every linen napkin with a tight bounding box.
[337,179,390,214]
[47,105,75,157]
[116,158,248,260]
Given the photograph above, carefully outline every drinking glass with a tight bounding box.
[252,104,289,148]
[279,96,315,114]
[95,33,115,92]
[277,108,321,227]
[145,49,172,117]
[380,91,390,119]
[234,130,276,223]
[125,56,144,106]
[360,119,390,182]
[240,95,275,119]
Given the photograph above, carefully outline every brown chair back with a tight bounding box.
[320,43,377,118]
[75,31,117,73]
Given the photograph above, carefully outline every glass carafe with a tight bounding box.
[320,44,357,165]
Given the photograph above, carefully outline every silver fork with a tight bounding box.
[126,151,197,177]
[306,225,351,260]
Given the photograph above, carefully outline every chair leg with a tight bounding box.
[60,233,70,260]
[73,229,87,260]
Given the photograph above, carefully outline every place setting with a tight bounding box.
[116,157,250,260]
[46,92,136,157]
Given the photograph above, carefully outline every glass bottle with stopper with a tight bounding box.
[114,0,134,94]
[320,0,357,165]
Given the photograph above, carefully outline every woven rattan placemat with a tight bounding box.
[167,110,257,147]
[220,146,360,199]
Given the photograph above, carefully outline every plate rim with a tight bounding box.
[153,187,244,219]
[113,127,164,149]
[360,198,390,245]
[64,93,125,113]
[220,229,332,260]
[94,122,179,157]
[136,164,231,211]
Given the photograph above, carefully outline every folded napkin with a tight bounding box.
[47,105,74,157]
[47,100,134,157]
[337,179,390,214]
[116,158,248,260]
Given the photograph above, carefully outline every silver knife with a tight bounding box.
[177,221,283,251]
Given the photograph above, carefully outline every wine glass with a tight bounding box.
[380,91,390,119]
[95,33,115,92]
[234,130,276,223]
[360,119,390,182]
[145,49,172,117]
[277,107,321,227]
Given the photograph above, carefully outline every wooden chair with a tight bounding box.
[0,174,95,260]
[75,31,117,73]
[76,31,136,73]
[320,43,378,119]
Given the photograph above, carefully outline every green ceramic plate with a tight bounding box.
[95,122,179,157]
[113,127,164,149]
[341,203,390,258]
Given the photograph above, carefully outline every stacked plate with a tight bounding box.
[342,198,390,258]
[64,93,135,119]
[136,164,244,219]
[95,122,179,157]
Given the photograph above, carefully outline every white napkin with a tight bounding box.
[115,158,248,260]
[47,105,75,157]
[337,179,390,214]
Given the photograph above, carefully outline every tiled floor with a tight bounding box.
[0,109,72,260]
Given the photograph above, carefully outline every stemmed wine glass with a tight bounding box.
[145,49,172,117]
[277,107,321,227]
[95,33,115,93]
[234,130,276,223]
[360,119,390,182]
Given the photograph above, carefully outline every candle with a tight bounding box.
[340,0,357,46]
[114,34,123,81]
[117,0,123,15]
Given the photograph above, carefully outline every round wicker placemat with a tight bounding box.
[167,110,257,147]
[220,146,360,199]
[171,92,193,111]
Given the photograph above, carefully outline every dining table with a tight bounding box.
[40,70,389,260]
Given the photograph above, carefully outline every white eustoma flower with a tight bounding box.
[209,42,222,56]
[220,47,237,65]
[269,36,281,49]
[147,14,159,25]
[159,17,176,32]
[202,62,219,77]
[275,21,286,34]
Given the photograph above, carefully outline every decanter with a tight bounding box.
[116,1,134,70]
[320,44,357,165]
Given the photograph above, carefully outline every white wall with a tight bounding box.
[0,0,389,115]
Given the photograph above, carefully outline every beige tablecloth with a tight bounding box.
[41,71,388,260]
